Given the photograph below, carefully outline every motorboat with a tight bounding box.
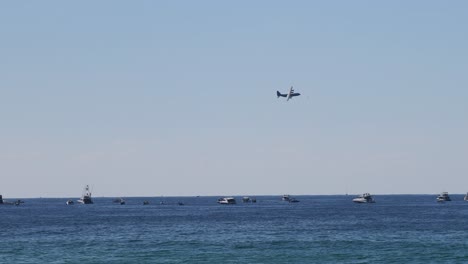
[353,193,375,203]
[218,197,236,204]
[242,197,251,203]
[436,192,451,202]
[143,201,150,205]
[464,193,468,201]
[77,185,93,204]
[283,195,299,203]
[66,200,74,205]
[113,198,125,205]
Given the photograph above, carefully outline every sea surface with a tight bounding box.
[1,195,467,263]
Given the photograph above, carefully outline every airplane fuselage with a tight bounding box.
[277,86,300,101]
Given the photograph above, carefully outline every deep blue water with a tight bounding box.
[1,195,468,263]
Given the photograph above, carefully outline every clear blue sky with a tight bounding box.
[1,1,467,198]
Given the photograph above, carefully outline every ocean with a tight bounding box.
[1,195,467,263]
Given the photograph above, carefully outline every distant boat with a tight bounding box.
[77,185,93,204]
[66,200,74,205]
[0,195,22,206]
[353,193,375,203]
[283,195,299,203]
[242,197,257,203]
[218,197,236,204]
[464,193,468,201]
[436,192,451,202]
[113,198,125,205]
[143,201,150,205]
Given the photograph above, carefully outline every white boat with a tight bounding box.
[436,192,451,202]
[66,200,74,205]
[218,197,236,204]
[353,193,375,203]
[282,195,291,202]
[464,193,468,201]
[77,185,93,204]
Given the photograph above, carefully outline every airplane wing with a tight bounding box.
[287,86,293,100]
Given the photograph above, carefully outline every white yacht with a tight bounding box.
[464,193,468,201]
[353,193,375,203]
[218,197,236,204]
[282,195,291,202]
[437,192,451,202]
[77,185,93,204]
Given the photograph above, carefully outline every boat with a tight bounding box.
[464,193,468,201]
[218,197,236,204]
[0,195,22,206]
[143,201,150,205]
[242,197,251,203]
[436,192,451,202]
[113,198,125,205]
[283,195,299,203]
[77,185,93,204]
[66,200,74,205]
[353,193,375,203]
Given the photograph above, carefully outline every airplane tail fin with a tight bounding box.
[277,91,288,98]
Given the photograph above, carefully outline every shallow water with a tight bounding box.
[1,195,467,263]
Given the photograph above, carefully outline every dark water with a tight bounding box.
[1,195,467,263]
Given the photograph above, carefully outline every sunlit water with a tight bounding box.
[1,195,467,263]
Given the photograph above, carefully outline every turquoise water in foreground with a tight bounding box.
[1,195,468,263]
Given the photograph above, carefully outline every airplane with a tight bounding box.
[277,86,301,101]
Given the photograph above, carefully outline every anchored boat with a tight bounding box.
[353,193,375,203]
[77,185,93,204]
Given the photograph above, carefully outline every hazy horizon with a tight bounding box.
[1,1,468,198]
[4,192,468,200]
